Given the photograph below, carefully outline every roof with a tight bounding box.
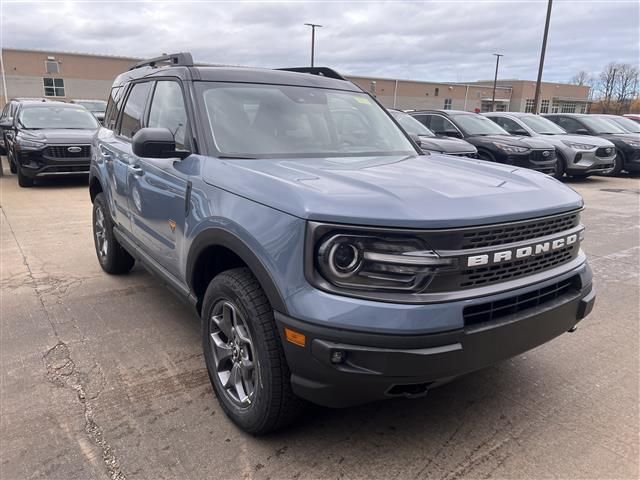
[19,101,80,108]
[114,64,362,92]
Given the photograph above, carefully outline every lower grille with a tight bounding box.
[463,276,578,325]
[595,146,614,157]
[459,245,576,288]
[45,145,91,158]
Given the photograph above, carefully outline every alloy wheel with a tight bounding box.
[209,300,257,407]
[94,205,108,260]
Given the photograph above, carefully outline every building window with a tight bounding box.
[540,99,550,113]
[434,87,439,97]
[580,104,587,114]
[443,98,452,110]
[45,60,60,74]
[43,78,65,97]
[524,99,535,113]
[561,102,576,113]
[496,103,507,112]
[551,102,559,113]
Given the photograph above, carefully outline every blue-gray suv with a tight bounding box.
[90,53,596,434]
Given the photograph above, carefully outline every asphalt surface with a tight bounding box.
[1,159,638,480]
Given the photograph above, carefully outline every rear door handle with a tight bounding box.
[128,164,144,176]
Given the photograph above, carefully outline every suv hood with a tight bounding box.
[202,154,583,228]
[510,136,555,149]
[20,128,97,144]
[418,135,477,154]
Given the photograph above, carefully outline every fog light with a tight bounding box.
[330,350,346,364]
[575,153,582,161]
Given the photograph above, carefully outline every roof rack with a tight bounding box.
[129,52,194,71]
[277,67,347,81]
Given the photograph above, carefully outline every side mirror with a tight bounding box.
[0,117,14,129]
[444,130,462,139]
[409,133,422,147]
[132,128,190,159]
[575,128,589,135]
[513,129,530,136]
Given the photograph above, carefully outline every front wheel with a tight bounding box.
[202,268,303,434]
[17,167,34,187]
[553,152,566,180]
[8,148,17,174]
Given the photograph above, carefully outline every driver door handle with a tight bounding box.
[128,164,144,176]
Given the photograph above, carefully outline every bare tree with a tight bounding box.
[571,71,592,86]
[614,64,639,114]
[597,63,618,113]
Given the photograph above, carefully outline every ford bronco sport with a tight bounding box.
[90,53,596,434]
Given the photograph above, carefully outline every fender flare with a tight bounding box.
[186,228,289,314]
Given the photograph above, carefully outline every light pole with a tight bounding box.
[304,23,323,67]
[491,53,504,112]
[533,0,553,114]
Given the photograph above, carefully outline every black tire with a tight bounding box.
[8,149,17,174]
[92,193,135,274]
[476,149,495,163]
[553,152,566,180]
[602,150,624,176]
[202,268,303,434]
[17,167,34,187]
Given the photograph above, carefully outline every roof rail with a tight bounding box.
[129,52,194,71]
[277,67,347,81]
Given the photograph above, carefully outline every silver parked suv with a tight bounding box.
[483,112,616,179]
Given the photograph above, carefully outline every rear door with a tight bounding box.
[127,79,192,278]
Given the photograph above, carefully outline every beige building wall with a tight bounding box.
[348,76,512,112]
[0,48,138,107]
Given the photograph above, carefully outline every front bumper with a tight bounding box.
[18,146,91,178]
[276,262,594,408]
[565,149,616,175]
[621,147,640,171]
[500,149,557,174]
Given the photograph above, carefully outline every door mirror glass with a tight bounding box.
[443,130,462,138]
[132,128,190,159]
[513,129,529,136]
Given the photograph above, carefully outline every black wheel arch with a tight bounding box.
[187,228,289,316]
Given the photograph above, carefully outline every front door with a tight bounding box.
[128,80,192,278]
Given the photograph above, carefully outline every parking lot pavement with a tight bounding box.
[1,159,638,480]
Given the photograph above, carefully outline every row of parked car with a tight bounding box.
[0,88,639,187]
[395,109,640,178]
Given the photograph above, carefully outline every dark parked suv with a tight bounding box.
[90,53,595,434]
[544,114,640,175]
[1,101,99,186]
[410,110,558,174]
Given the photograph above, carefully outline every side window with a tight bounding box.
[147,81,188,149]
[493,117,521,134]
[104,86,123,131]
[428,115,458,135]
[119,82,152,139]
[412,114,428,127]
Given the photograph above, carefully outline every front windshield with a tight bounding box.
[19,106,99,129]
[520,115,567,134]
[199,83,416,158]
[390,110,435,137]
[76,101,107,113]
[603,116,640,133]
[580,116,627,134]
[453,113,509,136]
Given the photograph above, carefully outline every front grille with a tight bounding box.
[463,276,578,325]
[459,245,576,288]
[595,146,614,157]
[452,152,478,158]
[45,145,91,158]
[461,212,580,250]
[530,149,556,162]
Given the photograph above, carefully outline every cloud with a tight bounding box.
[2,0,638,83]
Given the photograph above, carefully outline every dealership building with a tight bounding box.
[1,48,591,114]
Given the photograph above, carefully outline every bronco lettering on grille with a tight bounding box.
[466,233,578,267]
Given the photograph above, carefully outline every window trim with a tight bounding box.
[43,77,65,97]
[45,60,60,74]
[115,80,154,141]
[146,78,192,151]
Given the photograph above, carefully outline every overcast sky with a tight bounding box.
[2,1,638,83]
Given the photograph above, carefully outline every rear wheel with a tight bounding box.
[202,268,303,434]
[602,150,624,176]
[92,193,135,274]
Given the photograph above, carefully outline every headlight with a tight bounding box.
[314,232,456,292]
[17,138,46,149]
[621,139,640,148]
[561,140,596,150]
[492,142,530,153]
